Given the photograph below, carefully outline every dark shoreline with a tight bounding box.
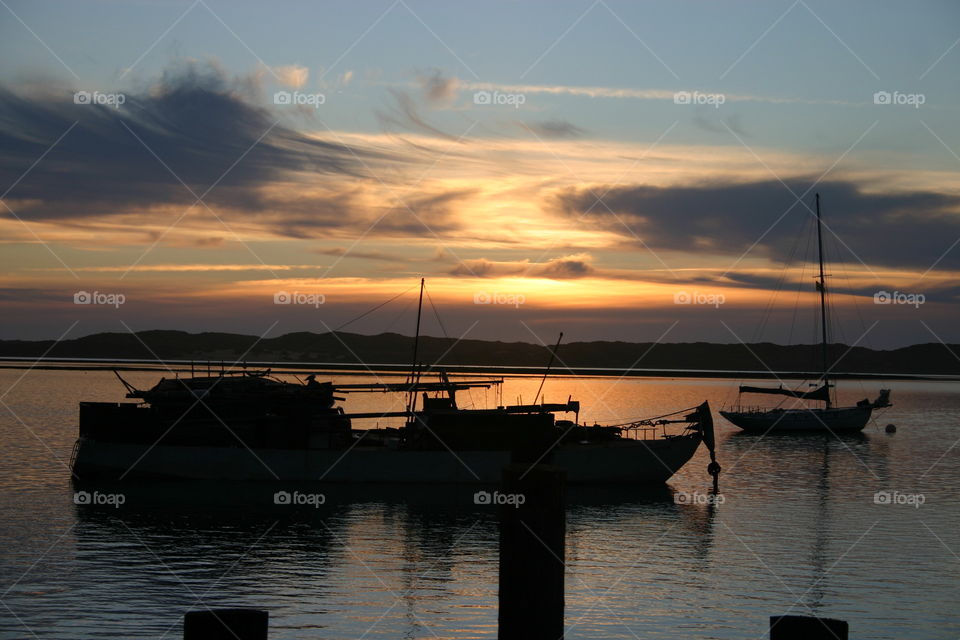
[1,357,956,382]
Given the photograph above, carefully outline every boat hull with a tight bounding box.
[720,406,872,433]
[71,433,703,485]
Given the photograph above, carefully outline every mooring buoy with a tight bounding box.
[885,423,896,433]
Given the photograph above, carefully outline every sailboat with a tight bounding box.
[720,194,891,433]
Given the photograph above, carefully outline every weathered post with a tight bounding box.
[498,463,565,640]
[770,614,848,640]
[184,608,268,640]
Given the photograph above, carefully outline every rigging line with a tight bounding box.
[332,285,416,332]
[423,285,476,406]
[731,204,808,410]
[382,296,416,333]
[423,286,450,340]
[834,239,871,397]
[787,214,814,346]
[753,206,807,343]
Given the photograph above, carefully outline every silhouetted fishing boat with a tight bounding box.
[72,281,719,485]
[70,369,715,484]
[720,194,891,433]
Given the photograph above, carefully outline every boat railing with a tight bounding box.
[604,404,707,440]
[619,423,668,440]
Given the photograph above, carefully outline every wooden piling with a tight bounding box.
[498,463,566,640]
[770,614,848,640]
[184,608,268,640]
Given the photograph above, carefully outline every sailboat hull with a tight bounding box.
[720,406,872,433]
[71,432,704,485]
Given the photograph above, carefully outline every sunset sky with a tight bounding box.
[2,0,959,349]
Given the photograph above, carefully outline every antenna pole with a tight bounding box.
[534,332,563,405]
[815,193,831,409]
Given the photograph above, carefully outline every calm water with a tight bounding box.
[1,369,958,639]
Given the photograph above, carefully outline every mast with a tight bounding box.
[533,332,563,405]
[407,278,425,414]
[815,194,831,409]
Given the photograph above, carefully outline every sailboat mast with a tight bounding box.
[411,277,425,378]
[815,194,831,409]
[407,278,425,414]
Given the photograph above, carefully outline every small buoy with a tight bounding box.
[885,423,896,433]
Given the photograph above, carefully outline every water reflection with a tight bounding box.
[66,480,720,638]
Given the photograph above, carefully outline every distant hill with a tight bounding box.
[1,330,959,377]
